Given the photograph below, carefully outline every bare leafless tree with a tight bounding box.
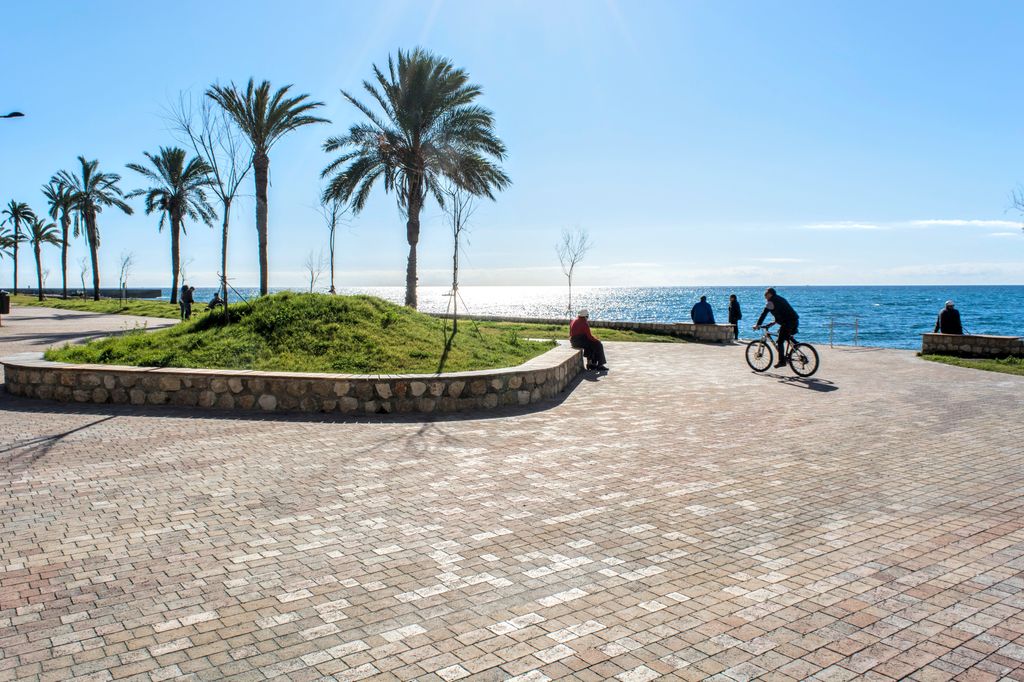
[118,251,135,302]
[556,227,591,317]
[1012,186,1024,235]
[177,256,195,290]
[169,92,252,310]
[304,249,326,292]
[318,193,349,294]
[441,185,477,336]
[78,256,88,299]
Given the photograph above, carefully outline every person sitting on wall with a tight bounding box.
[934,300,963,335]
[569,309,608,371]
[690,295,715,324]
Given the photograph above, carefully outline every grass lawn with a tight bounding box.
[45,292,556,374]
[472,320,685,344]
[10,293,181,319]
[922,354,1024,377]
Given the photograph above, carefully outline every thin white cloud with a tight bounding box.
[988,231,1022,238]
[910,219,1020,228]
[802,222,886,231]
[751,257,805,263]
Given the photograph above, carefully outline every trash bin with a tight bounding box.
[0,291,9,315]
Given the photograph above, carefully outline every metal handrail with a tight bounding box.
[828,317,859,347]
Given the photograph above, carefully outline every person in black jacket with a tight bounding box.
[727,294,742,340]
[934,300,963,335]
[754,287,799,368]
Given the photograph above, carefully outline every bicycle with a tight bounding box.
[745,322,820,377]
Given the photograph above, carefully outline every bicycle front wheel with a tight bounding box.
[745,340,773,372]
[788,342,819,377]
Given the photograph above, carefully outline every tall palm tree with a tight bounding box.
[42,181,77,298]
[54,157,133,301]
[321,48,510,308]
[127,147,215,304]
[1,201,36,294]
[27,217,60,301]
[206,79,328,296]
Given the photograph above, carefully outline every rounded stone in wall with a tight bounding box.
[237,394,256,410]
[258,394,277,410]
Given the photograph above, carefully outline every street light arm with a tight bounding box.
[1,112,24,119]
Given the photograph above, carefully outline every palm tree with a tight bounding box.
[321,48,510,308]
[42,181,77,298]
[27,217,60,301]
[1,201,36,294]
[206,79,328,295]
[54,157,133,301]
[127,147,215,304]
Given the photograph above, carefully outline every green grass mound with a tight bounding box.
[45,292,555,374]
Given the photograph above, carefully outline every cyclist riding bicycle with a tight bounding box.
[753,287,799,368]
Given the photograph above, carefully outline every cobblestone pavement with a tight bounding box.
[2,307,1024,681]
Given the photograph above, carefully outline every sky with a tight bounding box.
[2,0,1024,290]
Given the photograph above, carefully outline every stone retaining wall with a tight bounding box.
[921,333,1024,358]
[435,314,735,343]
[1,346,583,415]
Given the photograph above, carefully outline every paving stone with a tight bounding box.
[2,306,1024,679]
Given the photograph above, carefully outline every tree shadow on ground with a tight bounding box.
[1,415,116,471]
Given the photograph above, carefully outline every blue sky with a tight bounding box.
[2,0,1023,289]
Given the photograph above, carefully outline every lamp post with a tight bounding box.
[1,112,24,119]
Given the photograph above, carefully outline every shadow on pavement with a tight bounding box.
[1,415,116,469]
[775,375,839,392]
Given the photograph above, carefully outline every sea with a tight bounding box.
[162,285,1024,351]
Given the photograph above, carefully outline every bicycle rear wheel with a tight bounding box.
[745,340,773,372]
[788,342,819,377]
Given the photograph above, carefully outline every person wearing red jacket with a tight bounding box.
[569,309,608,371]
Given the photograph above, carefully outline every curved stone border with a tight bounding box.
[1,346,583,416]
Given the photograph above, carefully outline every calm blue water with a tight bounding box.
[162,285,1024,350]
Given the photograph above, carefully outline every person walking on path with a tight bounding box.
[934,300,963,335]
[727,294,742,340]
[754,287,799,368]
[690,295,715,324]
[569,309,608,371]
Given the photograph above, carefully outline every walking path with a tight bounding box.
[2,306,1024,681]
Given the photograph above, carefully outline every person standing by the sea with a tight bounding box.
[727,294,742,340]
[934,300,963,335]
[182,286,195,320]
[179,284,189,320]
[754,287,799,368]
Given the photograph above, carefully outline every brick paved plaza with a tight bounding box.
[2,307,1024,681]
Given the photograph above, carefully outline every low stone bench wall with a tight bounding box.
[921,333,1024,358]
[1,346,583,416]
[435,314,735,343]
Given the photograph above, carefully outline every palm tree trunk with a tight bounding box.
[87,212,101,301]
[34,244,43,301]
[60,213,70,299]
[12,219,19,295]
[221,197,231,311]
[405,193,422,309]
[329,226,335,293]
[254,152,270,296]
[170,215,181,305]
